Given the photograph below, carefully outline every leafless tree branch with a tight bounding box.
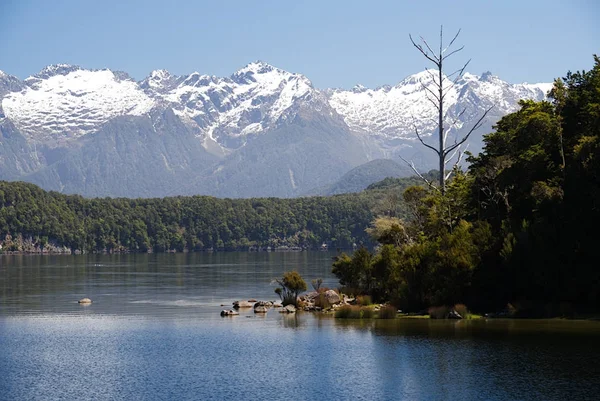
[409,34,439,65]
[420,36,439,62]
[424,68,441,89]
[443,28,462,53]
[421,82,441,103]
[442,46,465,61]
[399,155,440,192]
[443,105,494,158]
[412,122,440,156]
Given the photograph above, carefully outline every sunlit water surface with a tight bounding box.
[1,253,599,400]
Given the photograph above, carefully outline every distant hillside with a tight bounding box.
[306,159,411,196]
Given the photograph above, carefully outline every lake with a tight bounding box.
[1,252,599,400]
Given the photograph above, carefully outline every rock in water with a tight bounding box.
[221,309,239,316]
[253,301,271,313]
[233,300,254,309]
[279,304,296,313]
[78,298,92,304]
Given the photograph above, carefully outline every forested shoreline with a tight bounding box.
[0,174,426,254]
[332,57,600,316]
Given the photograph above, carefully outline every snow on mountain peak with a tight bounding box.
[3,67,155,141]
[31,64,82,80]
[236,60,276,75]
[328,70,549,140]
[0,61,552,155]
[144,61,317,150]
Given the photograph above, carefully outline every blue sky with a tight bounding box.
[1,0,598,88]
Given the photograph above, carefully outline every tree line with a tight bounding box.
[0,176,422,253]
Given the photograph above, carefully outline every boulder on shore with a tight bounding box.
[78,298,92,304]
[324,290,341,305]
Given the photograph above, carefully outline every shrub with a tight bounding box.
[311,278,323,292]
[335,305,374,319]
[274,271,307,307]
[360,307,374,319]
[338,286,360,297]
[314,293,331,310]
[378,305,397,319]
[428,305,450,319]
[357,295,372,306]
[335,305,354,319]
[453,304,469,319]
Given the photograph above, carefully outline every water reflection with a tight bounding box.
[1,253,600,400]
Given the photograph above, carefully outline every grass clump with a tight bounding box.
[377,305,397,319]
[314,293,331,309]
[357,295,372,306]
[335,305,374,319]
[453,303,469,318]
[428,305,450,319]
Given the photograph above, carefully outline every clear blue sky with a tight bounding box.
[1,0,598,88]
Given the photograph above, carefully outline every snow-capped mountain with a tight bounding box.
[328,70,551,150]
[143,61,319,151]
[0,62,550,198]
[2,65,154,143]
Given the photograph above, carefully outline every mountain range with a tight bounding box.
[0,62,551,198]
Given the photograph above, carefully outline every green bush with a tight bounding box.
[274,271,307,307]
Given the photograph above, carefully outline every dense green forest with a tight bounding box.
[333,57,600,315]
[0,174,425,253]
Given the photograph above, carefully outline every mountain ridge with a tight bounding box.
[0,61,551,198]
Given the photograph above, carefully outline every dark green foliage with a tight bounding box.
[0,181,386,253]
[274,271,307,306]
[333,57,600,315]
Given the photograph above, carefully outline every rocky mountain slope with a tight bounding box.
[0,62,550,198]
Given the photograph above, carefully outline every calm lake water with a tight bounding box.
[1,252,599,400]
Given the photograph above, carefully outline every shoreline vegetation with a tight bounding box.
[2,58,599,320]
[325,58,600,319]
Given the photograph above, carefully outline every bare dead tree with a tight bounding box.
[406,26,494,194]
